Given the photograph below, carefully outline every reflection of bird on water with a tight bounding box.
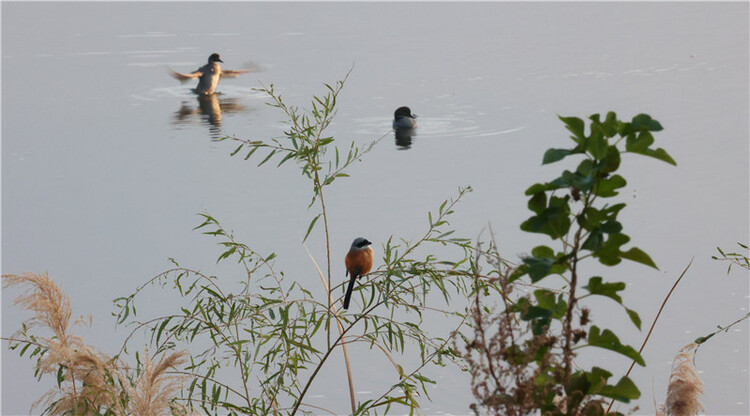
[343,237,374,310]
[172,94,249,140]
[393,106,417,149]
[169,53,255,95]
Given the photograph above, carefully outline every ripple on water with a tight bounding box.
[131,86,269,102]
[352,115,524,140]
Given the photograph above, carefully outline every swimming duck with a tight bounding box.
[169,53,250,95]
[393,106,417,129]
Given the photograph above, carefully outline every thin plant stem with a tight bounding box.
[605,258,693,414]
[303,243,357,415]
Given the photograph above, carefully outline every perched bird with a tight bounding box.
[169,53,250,95]
[343,237,374,310]
[393,106,418,129]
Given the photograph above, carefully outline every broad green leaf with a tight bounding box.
[584,277,625,304]
[528,192,546,214]
[543,148,572,165]
[599,376,641,402]
[582,230,604,251]
[522,256,554,282]
[585,366,613,391]
[555,170,596,192]
[588,326,645,366]
[565,371,591,405]
[511,298,551,332]
[620,246,658,269]
[534,289,557,310]
[600,220,623,234]
[594,174,627,197]
[533,289,567,319]
[521,205,572,240]
[600,111,619,137]
[594,232,630,266]
[531,245,555,258]
[508,264,529,283]
[642,147,677,166]
[601,203,626,219]
[625,131,654,152]
[559,115,586,141]
[631,113,663,132]
[525,182,562,195]
[587,128,609,159]
[599,145,621,173]
[576,158,595,175]
[578,207,603,230]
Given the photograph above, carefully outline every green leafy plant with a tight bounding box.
[695,243,750,346]
[4,73,686,416]
[111,73,480,415]
[464,112,676,415]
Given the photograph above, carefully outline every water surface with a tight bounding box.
[2,2,748,414]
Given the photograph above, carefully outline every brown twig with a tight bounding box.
[605,258,693,414]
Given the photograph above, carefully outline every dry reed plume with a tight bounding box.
[657,342,705,416]
[2,272,187,415]
[127,350,188,416]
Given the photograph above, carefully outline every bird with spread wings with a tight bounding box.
[169,53,256,95]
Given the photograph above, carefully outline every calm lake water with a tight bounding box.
[2,2,748,415]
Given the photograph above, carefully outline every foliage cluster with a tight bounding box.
[5,74,716,416]
[464,113,676,415]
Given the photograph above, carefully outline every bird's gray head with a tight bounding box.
[350,237,372,250]
[394,106,416,119]
[208,53,223,63]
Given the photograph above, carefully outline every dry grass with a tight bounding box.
[658,342,705,416]
[127,350,188,416]
[3,272,188,415]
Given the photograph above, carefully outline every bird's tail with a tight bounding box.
[343,276,358,310]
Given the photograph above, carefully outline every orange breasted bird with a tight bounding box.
[343,237,374,310]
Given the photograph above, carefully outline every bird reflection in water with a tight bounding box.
[172,93,249,140]
[393,106,417,150]
[394,127,416,149]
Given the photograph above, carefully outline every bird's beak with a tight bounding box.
[218,58,224,63]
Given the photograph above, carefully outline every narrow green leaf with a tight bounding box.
[230,144,244,156]
[258,149,277,166]
[626,308,642,330]
[302,214,321,243]
[277,152,296,167]
[244,146,259,160]
[56,365,65,387]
